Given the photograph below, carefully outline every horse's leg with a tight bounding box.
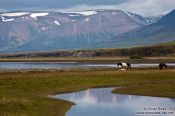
[129,65,131,69]
[160,66,163,70]
[127,64,130,69]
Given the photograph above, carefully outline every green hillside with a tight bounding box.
[0,41,175,58]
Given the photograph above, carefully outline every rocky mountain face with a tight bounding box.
[0,9,170,52]
[101,10,175,48]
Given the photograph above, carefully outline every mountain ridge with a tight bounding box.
[100,9,175,48]
[0,9,172,53]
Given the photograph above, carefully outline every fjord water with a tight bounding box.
[0,62,78,70]
[50,88,175,116]
[0,62,175,70]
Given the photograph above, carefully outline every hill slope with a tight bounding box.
[102,10,175,48]
[0,10,149,52]
[1,41,175,58]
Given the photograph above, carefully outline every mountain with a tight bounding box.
[0,10,150,52]
[100,9,175,48]
[0,9,174,52]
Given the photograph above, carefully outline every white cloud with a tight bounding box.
[52,0,175,16]
[115,0,175,16]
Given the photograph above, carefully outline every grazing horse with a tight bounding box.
[159,63,167,70]
[117,62,131,69]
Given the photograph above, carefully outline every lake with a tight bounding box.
[49,87,175,116]
[0,62,175,70]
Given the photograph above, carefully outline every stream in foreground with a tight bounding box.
[49,87,175,116]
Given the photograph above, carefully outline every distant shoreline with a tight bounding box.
[0,57,175,63]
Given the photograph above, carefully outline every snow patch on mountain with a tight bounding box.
[124,12,132,17]
[112,12,116,15]
[84,18,90,22]
[69,11,97,16]
[68,14,80,17]
[41,27,46,30]
[0,12,30,17]
[30,13,49,20]
[54,21,60,26]
[1,17,14,22]
[145,15,163,24]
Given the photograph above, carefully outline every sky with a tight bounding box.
[0,0,175,16]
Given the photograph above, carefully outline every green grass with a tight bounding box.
[1,41,175,59]
[0,69,175,116]
[0,56,175,64]
[162,40,175,46]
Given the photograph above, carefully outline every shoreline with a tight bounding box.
[0,57,175,63]
[0,67,175,73]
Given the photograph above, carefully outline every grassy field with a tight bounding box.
[0,41,175,58]
[0,69,175,116]
[0,56,175,64]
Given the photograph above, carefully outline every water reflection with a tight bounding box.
[0,62,78,70]
[50,88,175,116]
[0,62,175,70]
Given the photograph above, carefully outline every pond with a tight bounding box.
[49,88,175,116]
[0,62,175,70]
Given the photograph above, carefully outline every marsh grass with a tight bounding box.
[0,69,174,115]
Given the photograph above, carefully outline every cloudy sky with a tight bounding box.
[0,0,175,16]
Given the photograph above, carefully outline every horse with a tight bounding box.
[159,63,167,70]
[117,62,131,69]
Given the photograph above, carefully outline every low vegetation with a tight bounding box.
[0,69,174,116]
[0,41,175,58]
[130,55,143,59]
